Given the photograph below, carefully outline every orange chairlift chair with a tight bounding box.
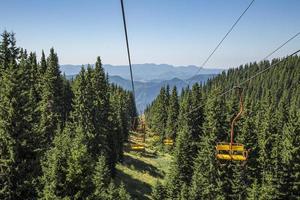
[216,87,249,161]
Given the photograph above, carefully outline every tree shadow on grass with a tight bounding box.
[115,169,152,200]
[140,150,157,159]
[123,154,163,178]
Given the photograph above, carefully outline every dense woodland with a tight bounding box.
[0,31,137,199]
[0,30,299,200]
[145,55,300,199]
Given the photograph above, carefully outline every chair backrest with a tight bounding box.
[216,144,231,151]
[231,143,245,151]
[163,139,173,143]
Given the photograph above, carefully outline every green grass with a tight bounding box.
[115,132,173,200]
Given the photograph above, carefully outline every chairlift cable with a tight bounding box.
[218,48,300,97]
[185,36,300,118]
[187,0,255,84]
[120,0,136,100]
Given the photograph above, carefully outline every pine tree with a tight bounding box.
[41,126,71,199]
[151,181,166,200]
[109,86,125,165]
[8,32,19,63]
[165,123,194,199]
[71,67,94,133]
[91,57,110,157]
[0,31,11,73]
[178,183,189,200]
[92,155,111,198]
[0,55,40,198]
[283,108,300,199]
[247,179,260,200]
[105,182,121,200]
[151,86,169,140]
[61,76,73,124]
[41,124,92,199]
[36,50,47,97]
[165,86,179,140]
[65,125,93,198]
[189,83,204,142]
[190,88,226,200]
[128,92,138,131]
[118,183,131,200]
[28,52,41,131]
[39,50,47,75]
[38,48,64,150]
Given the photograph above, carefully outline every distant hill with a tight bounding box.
[110,74,218,112]
[61,63,223,81]
[62,63,224,112]
[65,74,219,112]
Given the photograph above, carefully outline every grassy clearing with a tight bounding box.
[115,132,173,200]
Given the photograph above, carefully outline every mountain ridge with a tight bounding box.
[109,74,219,112]
[63,63,224,112]
[61,63,223,82]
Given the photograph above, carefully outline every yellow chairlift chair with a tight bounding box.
[216,87,249,161]
[163,138,174,146]
[130,143,145,151]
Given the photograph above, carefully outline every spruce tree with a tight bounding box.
[91,57,110,157]
[190,88,226,200]
[0,58,37,199]
[105,182,121,200]
[118,183,131,200]
[165,86,179,141]
[8,32,19,63]
[39,50,47,75]
[92,155,111,198]
[0,31,11,73]
[247,179,260,200]
[41,124,92,199]
[151,181,166,200]
[61,76,73,124]
[38,48,64,150]
[151,86,169,140]
[178,183,189,200]
[41,126,71,199]
[165,123,194,199]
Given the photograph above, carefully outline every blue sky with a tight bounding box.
[0,0,299,68]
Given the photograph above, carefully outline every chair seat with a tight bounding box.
[163,139,174,145]
[216,154,232,160]
[131,146,144,150]
[216,154,247,161]
[130,144,145,150]
[231,154,247,161]
[216,143,245,151]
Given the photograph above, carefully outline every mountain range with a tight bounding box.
[109,74,219,112]
[61,63,224,112]
[61,63,223,82]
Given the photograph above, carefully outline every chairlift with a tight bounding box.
[215,87,249,161]
[163,138,174,146]
[130,143,145,151]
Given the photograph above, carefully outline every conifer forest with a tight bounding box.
[1,30,299,200]
[0,31,136,199]
[0,1,300,200]
[145,55,300,199]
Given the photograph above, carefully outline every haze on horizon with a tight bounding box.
[0,0,299,68]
